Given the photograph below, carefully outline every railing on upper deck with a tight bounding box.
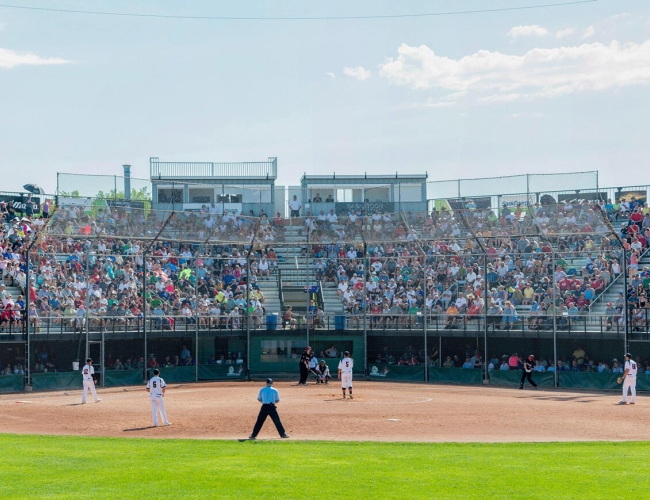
[150,157,277,179]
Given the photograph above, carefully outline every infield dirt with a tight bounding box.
[0,381,644,442]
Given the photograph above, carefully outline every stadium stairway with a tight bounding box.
[589,251,650,315]
[321,286,345,315]
[257,279,281,315]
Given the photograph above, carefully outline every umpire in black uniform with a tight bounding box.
[299,346,312,386]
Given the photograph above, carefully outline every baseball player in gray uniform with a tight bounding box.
[619,353,637,405]
[81,358,100,404]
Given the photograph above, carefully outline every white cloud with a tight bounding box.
[582,26,596,39]
[556,28,575,39]
[325,72,336,80]
[378,40,650,102]
[508,25,548,38]
[610,13,628,20]
[422,97,456,108]
[0,47,70,69]
[512,112,545,119]
[343,66,371,80]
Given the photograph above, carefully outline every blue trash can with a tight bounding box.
[334,315,346,330]
[266,313,278,331]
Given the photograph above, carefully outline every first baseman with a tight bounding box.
[619,353,637,405]
[81,358,100,404]
[147,368,171,426]
[338,351,354,399]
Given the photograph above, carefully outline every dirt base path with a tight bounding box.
[0,381,644,442]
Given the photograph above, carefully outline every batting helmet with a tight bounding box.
[86,358,92,363]
[625,353,632,359]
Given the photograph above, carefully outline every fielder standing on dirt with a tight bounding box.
[519,355,538,390]
[619,353,637,405]
[338,351,354,399]
[81,358,101,404]
[147,368,171,427]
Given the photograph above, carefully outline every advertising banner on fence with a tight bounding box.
[0,194,40,213]
[618,190,647,206]
[557,192,608,204]
[58,197,93,213]
[447,196,491,210]
[499,194,535,209]
[368,364,424,381]
[107,200,146,210]
[336,201,395,214]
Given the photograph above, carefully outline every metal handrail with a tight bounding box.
[150,157,277,179]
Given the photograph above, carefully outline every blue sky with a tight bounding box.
[1,0,649,195]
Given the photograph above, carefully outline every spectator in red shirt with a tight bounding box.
[630,208,643,225]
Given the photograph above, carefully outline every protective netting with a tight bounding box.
[10,192,650,386]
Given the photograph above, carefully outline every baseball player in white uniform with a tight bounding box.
[81,357,100,404]
[619,353,637,405]
[146,368,171,427]
[338,351,354,399]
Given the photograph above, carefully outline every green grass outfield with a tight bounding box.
[2,435,649,499]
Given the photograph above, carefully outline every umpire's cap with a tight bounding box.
[153,368,160,375]
[86,358,92,363]
[625,353,633,359]
[266,378,273,385]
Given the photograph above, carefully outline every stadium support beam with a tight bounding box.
[25,206,58,388]
[142,212,176,382]
[596,206,629,354]
[246,218,262,381]
[455,207,489,384]
[398,211,429,381]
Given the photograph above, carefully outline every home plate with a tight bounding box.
[386,419,400,422]
[15,401,33,404]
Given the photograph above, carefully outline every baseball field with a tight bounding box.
[1,381,649,498]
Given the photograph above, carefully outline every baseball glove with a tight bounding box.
[617,377,623,384]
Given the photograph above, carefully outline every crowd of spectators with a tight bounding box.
[305,198,650,332]
[1,203,287,333]
[1,195,649,337]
